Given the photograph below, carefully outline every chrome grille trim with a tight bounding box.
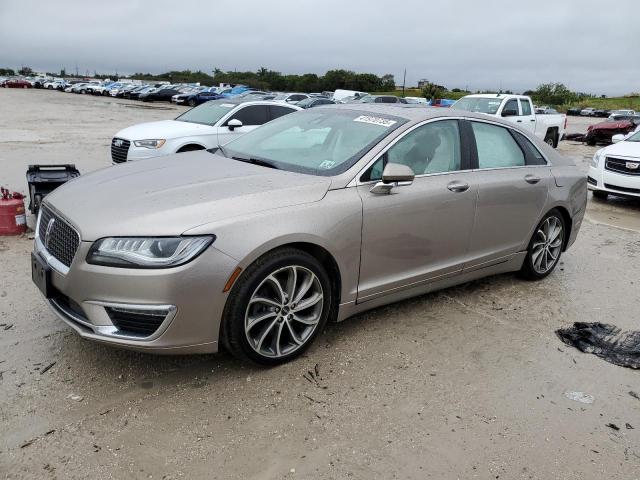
[111,137,130,163]
[37,205,80,269]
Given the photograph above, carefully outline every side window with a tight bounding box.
[228,105,269,126]
[289,94,306,101]
[269,105,296,121]
[520,99,532,116]
[388,120,461,176]
[361,156,386,182]
[512,131,546,165]
[471,122,525,168]
[502,99,519,116]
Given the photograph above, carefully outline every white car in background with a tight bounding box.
[451,94,566,147]
[580,108,596,116]
[609,109,636,118]
[110,100,301,163]
[588,128,640,199]
[272,92,310,103]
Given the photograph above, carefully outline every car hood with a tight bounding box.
[588,120,632,131]
[114,120,217,140]
[44,151,332,241]
[600,140,640,158]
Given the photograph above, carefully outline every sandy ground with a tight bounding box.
[1,89,639,479]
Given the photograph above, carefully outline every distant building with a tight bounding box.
[417,78,429,88]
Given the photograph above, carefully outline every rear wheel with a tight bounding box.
[520,210,566,280]
[544,131,557,148]
[222,248,333,365]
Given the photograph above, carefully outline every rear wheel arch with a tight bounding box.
[544,127,559,147]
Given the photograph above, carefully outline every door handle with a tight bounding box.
[530,119,535,122]
[525,174,541,184]
[447,181,470,193]
[516,120,522,123]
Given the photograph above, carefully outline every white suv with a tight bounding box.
[110,100,301,163]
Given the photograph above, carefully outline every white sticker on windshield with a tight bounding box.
[221,103,235,108]
[353,115,397,127]
[318,160,336,169]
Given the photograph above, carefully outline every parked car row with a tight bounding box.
[567,106,636,118]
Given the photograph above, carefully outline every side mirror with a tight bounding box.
[370,163,415,194]
[227,119,243,131]
[502,109,518,117]
[611,134,625,144]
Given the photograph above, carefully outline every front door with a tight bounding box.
[357,119,477,301]
[217,104,270,146]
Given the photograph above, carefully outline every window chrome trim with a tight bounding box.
[351,116,471,187]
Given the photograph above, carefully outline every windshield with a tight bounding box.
[176,101,236,125]
[627,130,640,142]
[221,109,407,176]
[451,97,503,114]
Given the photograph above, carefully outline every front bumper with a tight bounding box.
[34,234,238,354]
[588,165,640,197]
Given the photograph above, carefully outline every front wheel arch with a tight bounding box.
[176,143,206,153]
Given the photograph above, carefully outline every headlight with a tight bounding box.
[133,139,166,149]
[87,236,214,268]
[591,150,604,168]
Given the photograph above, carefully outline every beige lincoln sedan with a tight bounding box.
[32,105,587,364]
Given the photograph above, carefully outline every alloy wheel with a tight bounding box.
[244,265,323,358]
[531,216,563,274]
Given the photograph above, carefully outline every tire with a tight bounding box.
[520,209,566,280]
[544,131,557,148]
[592,190,608,200]
[222,248,334,365]
[188,99,197,107]
[586,137,596,146]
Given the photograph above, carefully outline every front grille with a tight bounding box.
[111,137,130,163]
[604,183,640,195]
[106,307,170,337]
[605,157,640,176]
[39,206,80,267]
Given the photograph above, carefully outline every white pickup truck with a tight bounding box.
[451,94,566,148]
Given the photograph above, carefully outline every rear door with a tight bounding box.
[518,98,536,134]
[217,105,270,145]
[464,120,551,269]
[269,105,298,121]
[357,119,478,301]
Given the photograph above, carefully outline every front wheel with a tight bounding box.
[222,248,333,365]
[188,98,197,107]
[520,210,566,280]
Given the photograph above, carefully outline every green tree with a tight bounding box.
[421,82,444,101]
[531,82,579,106]
[18,66,33,76]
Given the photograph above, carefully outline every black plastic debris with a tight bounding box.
[556,322,640,369]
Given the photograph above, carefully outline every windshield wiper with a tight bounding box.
[231,156,279,170]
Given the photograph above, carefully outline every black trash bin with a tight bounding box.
[26,164,81,214]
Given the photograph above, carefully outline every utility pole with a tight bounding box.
[402,68,406,97]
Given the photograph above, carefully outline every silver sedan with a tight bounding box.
[32,105,587,364]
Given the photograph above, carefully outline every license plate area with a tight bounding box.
[31,252,52,298]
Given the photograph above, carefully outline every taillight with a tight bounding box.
[564,116,567,130]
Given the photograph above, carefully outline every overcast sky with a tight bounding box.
[1,0,637,95]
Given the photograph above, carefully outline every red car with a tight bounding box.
[1,79,32,88]
[586,115,640,145]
